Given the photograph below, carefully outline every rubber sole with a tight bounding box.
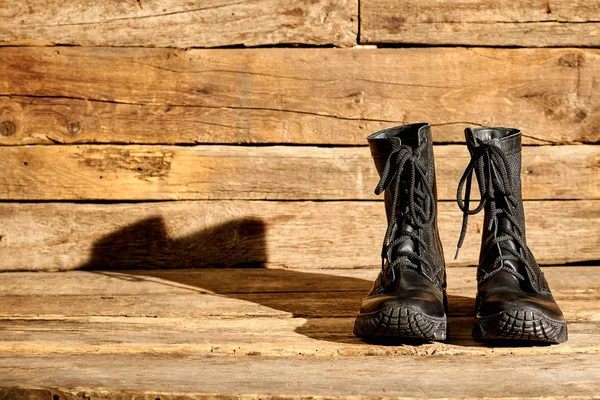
[353,306,447,341]
[472,308,568,344]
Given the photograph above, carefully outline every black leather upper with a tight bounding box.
[358,123,446,317]
[463,127,564,321]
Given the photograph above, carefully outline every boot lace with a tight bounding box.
[375,140,435,282]
[454,142,531,282]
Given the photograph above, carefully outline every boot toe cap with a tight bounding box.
[478,293,565,322]
[359,289,446,318]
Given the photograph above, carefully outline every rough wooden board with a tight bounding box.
[1,47,599,145]
[2,293,596,322]
[0,267,597,355]
[1,353,599,398]
[0,267,597,322]
[0,95,391,145]
[360,0,600,47]
[361,22,600,47]
[0,0,357,48]
[1,144,598,201]
[0,201,597,271]
[361,0,600,21]
[1,268,599,397]
[1,316,598,357]
[3,290,598,322]
[2,267,596,297]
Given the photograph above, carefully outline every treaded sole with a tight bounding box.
[473,308,568,344]
[353,306,447,341]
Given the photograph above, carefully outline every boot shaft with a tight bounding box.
[367,123,445,287]
[461,127,549,294]
[464,127,527,240]
[368,123,437,223]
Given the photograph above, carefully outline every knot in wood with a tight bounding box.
[0,121,16,137]
[67,121,81,135]
[558,53,583,68]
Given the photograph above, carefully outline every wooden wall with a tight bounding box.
[0,1,598,271]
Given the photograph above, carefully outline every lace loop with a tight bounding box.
[376,140,435,278]
[454,141,530,282]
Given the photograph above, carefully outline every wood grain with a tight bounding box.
[2,267,596,298]
[1,316,599,357]
[1,353,599,398]
[1,47,599,145]
[0,267,596,322]
[0,267,598,356]
[0,0,358,48]
[1,267,599,397]
[0,95,390,146]
[361,0,600,47]
[0,201,597,271]
[1,145,597,201]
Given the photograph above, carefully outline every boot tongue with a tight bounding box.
[390,180,421,261]
[395,205,416,254]
[388,130,428,266]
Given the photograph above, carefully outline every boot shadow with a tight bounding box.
[80,216,267,270]
[79,216,479,346]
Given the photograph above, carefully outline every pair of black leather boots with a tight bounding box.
[354,123,567,343]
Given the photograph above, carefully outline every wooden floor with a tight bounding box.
[1,266,599,399]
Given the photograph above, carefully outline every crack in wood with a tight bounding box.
[0,94,404,125]
[123,63,345,83]
[26,0,254,28]
[355,77,452,89]
[391,20,600,24]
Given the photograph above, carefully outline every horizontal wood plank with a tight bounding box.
[0,0,357,48]
[1,47,599,145]
[1,267,599,397]
[0,95,391,146]
[361,0,600,47]
[1,353,599,398]
[1,145,597,201]
[1,317,598,357]
[0,267,597,321]
[3,266,597,297]
[0,201,597,271]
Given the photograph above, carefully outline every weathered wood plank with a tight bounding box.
[1,293,595,321]
[0,201,597,270]
[1,145,597,200]
[0,95,390,146]
[361,0,600,47]
[1,317,599,357]
[1,353,599,398]
[0,0,358,48]
[3,267,596,297]
[0,268,597,322]
[1,47,599,145]
[1,267,599,397]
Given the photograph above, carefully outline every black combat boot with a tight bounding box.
[354,123,447,341]
[455,127,567,343]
